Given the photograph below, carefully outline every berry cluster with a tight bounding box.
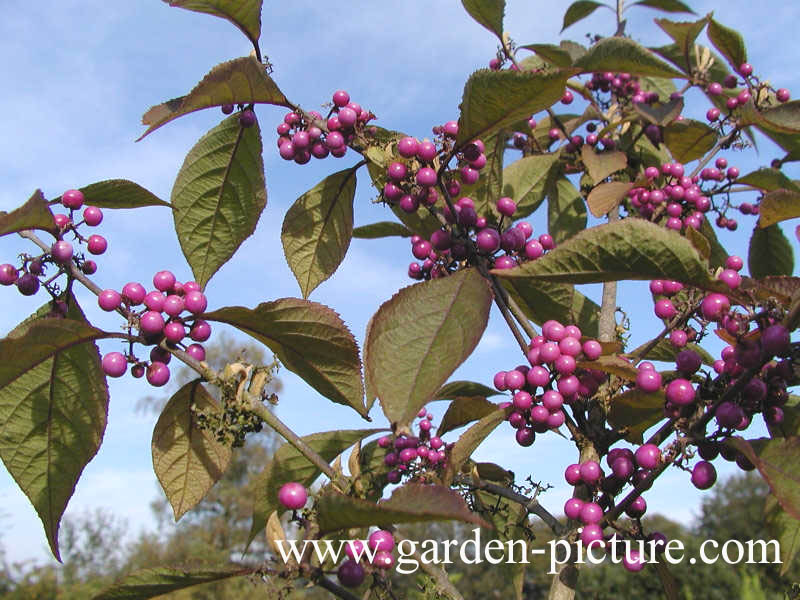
[98,269,211,388]
[494,320,605,446]
[377,409,448,484]
[705,62,791,122]
[274,91,373,164]
[0,189,106,296]
[337,530,396,588]
[587,71,661,107]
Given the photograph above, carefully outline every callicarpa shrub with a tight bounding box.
[0,0,799,598]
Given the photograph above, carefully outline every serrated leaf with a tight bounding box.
[548,177,587,244]
[353,221,413,239]
[247,429,380,547]
[151,380,232,521]
[663,118,716,163]
[461,0,505,39]
[0,304,107,560]
[765,495,800,576]
[502,153,561,218]
[574,37,685,79]
[172,114,266,289]
[521,44,573,68]
[139,57,289,139]
[634,0,694,13]
[608,389,666,444]
[434,381,500,400]
[707,17,747,71]
[759,189,800,228]
[633,97,684,126]
[587,182,633,218]
[365,269,493,426]
[91,565,250,600]
[204,300,366,415]
[749,224,794,278]
[746,276,800,305]
[437,397,499,437]
[738,169,800,193]
[456,70,569,146]
[581,146,628,184]
[562,1,606,32]
[444,408,508,484]
[281,167,358,298]
[654,17,708,71]
[0,190,56,237]
[317,483,490,533]
[726,437,800,521]
[501,278,600,338]
[162,0,262,49]
[55,179,170,209]
[577,355,638,380]
[494,219,713,287]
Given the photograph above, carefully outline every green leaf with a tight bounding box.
[580,146,628,184]
[574,37,685,79]
[494,219,714,287]
[444,408,508,484]
[662,118,717,164]
[460,0,505,40]
[562,1,606,32]
[633,0,694,13]
[162,0,263,49]
[727,436,800,521]
[317,483,490,534]
[281,167,358,298]
[434,381,500,400]
[654,17,708,71]
[587,181,633,218]
[437,396,499,437]
[764,495,800,576]
[754,101,800,134]
[151,380,232,521]
[738,169,800,193]
[172,114,266,289]
[577,355,638,380]
[633,97,684,126]
[459,130,507,221]
[0,190,55,237]
[608,389,666,444]
[60,179,171,209]
[757,190,800,229]
[0,304,107,560]
[501,278,600,338]
[707,17,747,71]
[139,57,289,140]
[699,217,729,269]
[248,429,380,547]
[502,153,561,218]
[365,270,492,426]
[92,565,250,600]
[204,300,366,416]
[749,224,794,278]
[638,76,678,100]
[548,177,587,244]
[637,339,714,366]
[456,70,569,146]
[353,221,413,239]
[521,44,574,68]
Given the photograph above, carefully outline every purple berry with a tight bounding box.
[87,235,107,255]
[0,264,18,286]
[691,460,717,490]
[82,206,103,226]
[565,464,582,485]
[146,361,170,387]
[579,502,603,525]
[476,228,501,254]
[239,109,256,127]
[164,321,185,343]
[122,282,146,305]
[62,189,85,210]
[139,311,165,335]
[564,498,584,520]
[579,460,601,484]
[102,352,127,377]
[636,369,662,393]
[496,197,516,217]
[337,559,364,588]
[278,482,308,510]
[98,289,121,311]
[761,324,790,357]
[776,88,791,103]
[700,293,730,321]
[635,444,661,469]
[190,320,212,342]
[368,529,394,552]
[51,240,73,264]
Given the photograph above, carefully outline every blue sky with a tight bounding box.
[1,0,798,567]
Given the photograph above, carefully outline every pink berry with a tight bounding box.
[579,460,601,484]
[496,197,516,217]
[635,444,661,469]
[0,264,18,286]
[87,235,107,255]
[368,529,394,552]
[163,294,185,317]
[164,321,185,343]
[564,498,584,520]
[51,240,73,264]
[278,482,308,510]
[184,290,208,314]
[62,189,85,210]
[623,550,645,572]
[582,340,602,361]
[147,361,171,387]
[665,378,695,406]
[579,502,603,525]
[580,524,604,547]
[417,140,437,161]
[122,282,146,305]
[144,291,166,312]
[98,289,121,311]
[776,88,791,103]
[397,137,419,158]
[565,464,582,485]
[654,298,676,320]
[82,206,103,226]
[636,369,662,393]
[139,311,165,336]
[691,460,717,490]
[190,320,212,342]
[700,293,730,321]
[102,352,127,377]
[332,90,350,107]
